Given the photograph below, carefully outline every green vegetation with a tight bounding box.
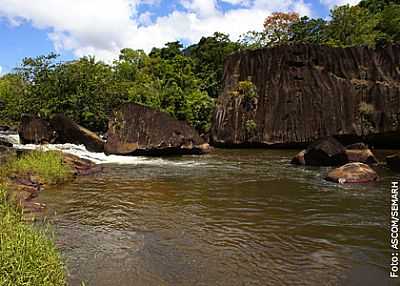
[6,151,73,184]
[240,0,400,48]
[0,151,72,285]
[0,187,66,286]
[359,102,376,134]
[0,0,398,134]
[245,120,257,136]
[237,80,258,101]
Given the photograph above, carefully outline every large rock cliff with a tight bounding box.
[211,44,400,148]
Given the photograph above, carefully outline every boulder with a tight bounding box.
[325,163,379,184]
[345,149,378,165]
[18,114,55,144]
[303,137,348,166]
[0,139,13,148]
[291,150,306,165]
[50,114,104,153]
[0,125,10,132]
[105,103,210,156]
[386,154,400,172]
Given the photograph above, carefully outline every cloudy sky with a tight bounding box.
[0,0,359,73]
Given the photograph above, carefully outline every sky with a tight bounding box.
[0,0,360,74]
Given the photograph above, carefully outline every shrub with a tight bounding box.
[245,119,257,136]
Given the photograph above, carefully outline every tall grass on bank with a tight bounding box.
[0,151,71,285]
[2,150,73,185]
[0,186,66,286]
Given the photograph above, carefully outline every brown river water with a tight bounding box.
[39,149,397,286]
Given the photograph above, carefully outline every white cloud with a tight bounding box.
[0,65,2,75]
[320,0,360,8]
[0,0,312,62]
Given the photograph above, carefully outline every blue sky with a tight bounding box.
[0,0,358,74]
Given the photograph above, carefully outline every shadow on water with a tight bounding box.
[39,149,397,286]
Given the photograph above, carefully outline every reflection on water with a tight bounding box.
[40,149,396,286]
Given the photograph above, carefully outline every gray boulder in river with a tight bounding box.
[325,163,378,184]
[18,113,104,152]
[50,114,104,153]
[19,114,56,144]
[300,137,348,166]
[105,103,210,156]
[291,138,378,166]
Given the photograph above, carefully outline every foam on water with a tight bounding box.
[2,132,204,166]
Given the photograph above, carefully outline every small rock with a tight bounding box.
[0,125,10,132]
[325,163,379,184]
[386,154,400,172]
[346,143,369,150]
[345,149,378,165]
[291,150,306,165]
[0,139,13,148]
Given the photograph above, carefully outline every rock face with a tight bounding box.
[105,103,209,155]
[212,44,400,148]
[19,114,55,144]
[325,163,378,184]
[386,154,400,172]
[303,137,348,166]
[50,114,104,153]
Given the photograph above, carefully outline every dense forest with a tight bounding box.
[0,0,399,134]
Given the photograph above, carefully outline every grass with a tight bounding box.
[0,151,71,286]
[2,150,73,185]
[0,186,66,286]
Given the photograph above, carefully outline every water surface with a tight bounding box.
[40,149,396,286]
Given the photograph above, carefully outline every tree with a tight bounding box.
[290,16,329,44]
[378,4,400,43]
[238,31,268,50]
[263,12,300,46]
[0,74,27,125]
[359,0,400,13]
[327,5,381,47]
[185,32,240,98]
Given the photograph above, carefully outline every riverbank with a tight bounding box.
[0,150,76,286]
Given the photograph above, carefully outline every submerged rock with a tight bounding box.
[325,163,378,184]
[50,114,104,153]
[19,114,56,144]
[291,150,306,165]
[63,153,103,176]
[386,154,400,172]
[212,44,400,148]
[303,137,348,166]
[105,103,209,156]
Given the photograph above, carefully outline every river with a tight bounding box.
[31,148,395,286]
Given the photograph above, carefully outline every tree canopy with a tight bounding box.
[0,0,399,134]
